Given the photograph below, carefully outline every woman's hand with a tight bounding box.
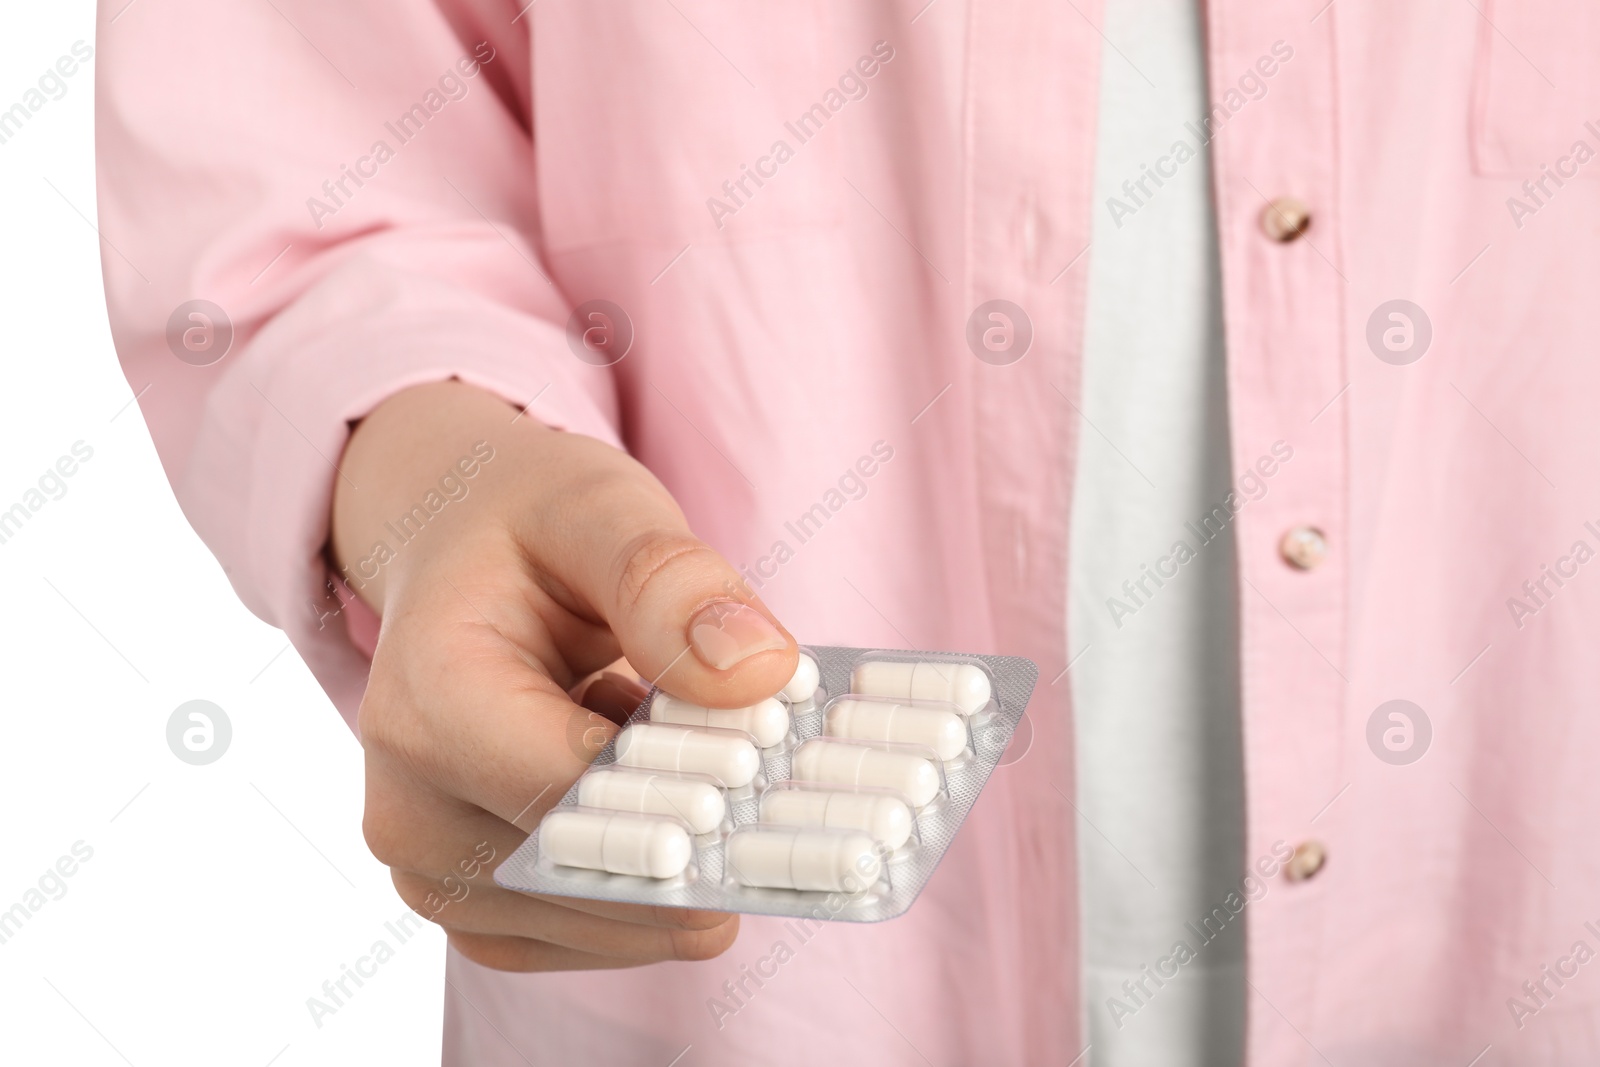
[332,380,796,971]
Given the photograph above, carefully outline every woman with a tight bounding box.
[99,0,1600,1062]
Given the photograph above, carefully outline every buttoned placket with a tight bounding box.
[1203,3,1350,1062]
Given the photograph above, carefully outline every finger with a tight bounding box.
[364,785,729,931]
[396,870,740,962]
[522,431,798,707]
[447,930,654,973]
[361,627,607,824]
[577,671,650,725]
[362,777,526,878]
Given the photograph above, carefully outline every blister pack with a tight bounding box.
[494,645,1038,922]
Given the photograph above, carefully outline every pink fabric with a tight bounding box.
[97,0,1600,1062]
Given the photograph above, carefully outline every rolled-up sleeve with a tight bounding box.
[95,0,617,727]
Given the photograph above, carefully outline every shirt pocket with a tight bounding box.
[532,3,854,253]
[1470,0,1600,177]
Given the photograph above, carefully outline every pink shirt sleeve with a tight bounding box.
[95,1,619,729]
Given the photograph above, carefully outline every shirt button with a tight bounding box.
[1261,197,1311,242]
[1285,840,1327,882]
[1279,526,1328,570]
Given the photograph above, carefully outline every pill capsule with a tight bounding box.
[577,769,726,835]
[614,723,760,788]
[781,652,821,703]
[726,829,883,892]
[791,741,940,808]
[540,810,692,879]
[650,692,790,749]
[760,788,914,850]
[850,659,993,716]
[824,697,967,762]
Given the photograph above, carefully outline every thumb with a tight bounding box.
[529,436,798,708]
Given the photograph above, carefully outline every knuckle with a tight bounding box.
[353,685,394,751]
[612,530,720,614]
[360,776,418,869]
[361,799,409,870]
[356,683,455,796]
[354,673,413,758]
[362,809,405,867]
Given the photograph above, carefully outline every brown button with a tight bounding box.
[1261,197,1311,242]
[1280,526,1328,570]
[1285,840,1327,882]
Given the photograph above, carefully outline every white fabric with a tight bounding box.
[1068,1,1245,1062]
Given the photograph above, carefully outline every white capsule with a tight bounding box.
[540,809,691,879]
[613,723,760,788]
[850,659,993,715]
[577,769,726,835]
[781,652,821,703]
[824,697,967,762]
[726,829,883,892]
[650,692,790,748]
[760,788,914,850]
[791,741,940,808]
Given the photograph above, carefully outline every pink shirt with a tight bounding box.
[98,1,1600,1062]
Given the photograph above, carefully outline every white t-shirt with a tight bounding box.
[1068,0,1245,1061]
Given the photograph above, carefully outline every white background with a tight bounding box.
[0,4,446,1063]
